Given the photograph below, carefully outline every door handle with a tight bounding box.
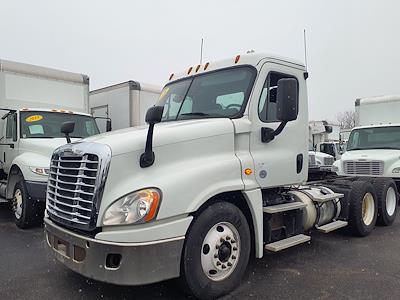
[0,143,14,148]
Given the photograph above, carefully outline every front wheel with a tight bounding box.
[181,202,251,299]
[12,179,44,229]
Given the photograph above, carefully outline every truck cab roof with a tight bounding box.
[353,123,400,130]
[16,108,92,117]
[168,53,305,83]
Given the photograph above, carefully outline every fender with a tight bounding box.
[6,152,50,199]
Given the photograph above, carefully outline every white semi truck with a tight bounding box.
[334,95,400,189]
[0,59,100,228]
[89,81,161,132]
[44,54,398,299]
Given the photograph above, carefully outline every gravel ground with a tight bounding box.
[1,202,400,299]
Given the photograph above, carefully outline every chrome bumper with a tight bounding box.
[44,217,184,285]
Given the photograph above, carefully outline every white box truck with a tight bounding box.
[0,59,101,228]
[45,54,397,299]
[89,81,162,132]
[334,95,400,188]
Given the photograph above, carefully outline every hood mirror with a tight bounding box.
[61,121,75,143]
[140,106,164,168]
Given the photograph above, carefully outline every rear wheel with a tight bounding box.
[181,202,250,299]
[12,179,44,229]
[348,181,377,237]
[373,178,398,226]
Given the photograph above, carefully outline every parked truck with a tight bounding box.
[0,59,100,228]
[333,95,400,191]
[44,54,398,299]
[309,120,342,160]
[89,81,162,132]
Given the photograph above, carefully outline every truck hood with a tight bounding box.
[342,149,400,162]
[308,151,333,159]
[19,138,81,157]
[83,118,235,156]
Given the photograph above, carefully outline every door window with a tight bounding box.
[258,72,298,122]
[6,113,17,140]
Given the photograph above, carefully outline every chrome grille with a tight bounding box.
[323,157,334,166]
[344,160,384,176]
[46,142,111,231]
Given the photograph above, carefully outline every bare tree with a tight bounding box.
[336,110,356,129]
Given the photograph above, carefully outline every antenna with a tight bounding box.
[303,29,309,79]
[200,38,204,65]
[303,29,308,71]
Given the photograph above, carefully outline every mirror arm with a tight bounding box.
[65,133,71,144]
[140,124,155,168]
[261,121,288,143]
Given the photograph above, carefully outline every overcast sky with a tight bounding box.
[0,0,399,121]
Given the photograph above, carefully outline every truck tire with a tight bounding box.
[348,181,377,237]
[181,202,251,299]
[12,179,44,229]
[373,178,398,226]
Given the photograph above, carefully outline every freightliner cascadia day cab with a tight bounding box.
[333,96,400,199]
[44,54,398,299]
[89,81,162,132]
[0,59,100,228]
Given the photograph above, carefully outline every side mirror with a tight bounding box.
[145,106,164,125]
[324,125,333,133]
[106,119,112,132]
[61,121,75,143]
[140,106,164,168]
[276,78,298,122]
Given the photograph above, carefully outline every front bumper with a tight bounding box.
[25,180,47,201]
[44,217,185,285]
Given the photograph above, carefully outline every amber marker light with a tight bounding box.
[169,73,174,80]
[145,190,161,222]
[187,66,193,75]
[235,55,240,64]
[244,168,252,176]
[204,62,210,70]
[195,64,201,72]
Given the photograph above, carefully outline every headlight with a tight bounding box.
[103,188,161,226]
[392,167,400,174]
[29,167,49,176]
[331,165,339,172]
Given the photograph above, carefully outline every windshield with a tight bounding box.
[320,143,336,156]
[347,126,400,151]
[157,66,256,121]
[20,111,99,139]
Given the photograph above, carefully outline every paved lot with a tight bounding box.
[1,202,400,300]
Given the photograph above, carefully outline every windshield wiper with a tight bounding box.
[180,112,210,116]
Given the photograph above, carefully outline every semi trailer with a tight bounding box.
[89,81,162,132]
[44,53,398,299]
[0,59,100,228]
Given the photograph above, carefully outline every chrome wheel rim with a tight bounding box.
[362,192,375,226]
[386,187,396,217]
[13,189,23,219]
[201,222,240,281]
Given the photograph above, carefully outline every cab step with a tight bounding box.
[317,220,348,233]
[265,234,310,252]
[263,202,306,214]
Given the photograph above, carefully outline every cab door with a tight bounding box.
[248,62,308,188]
[1,112,18,173]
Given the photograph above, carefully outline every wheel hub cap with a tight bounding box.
[13,189,23,219]
[201,222,240,281]
[362,192,374,226]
